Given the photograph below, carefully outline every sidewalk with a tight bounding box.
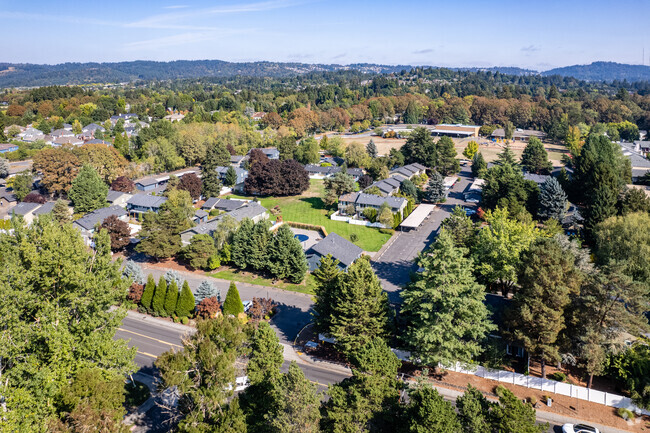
[126,309,197,335]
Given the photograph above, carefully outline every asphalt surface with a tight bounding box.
[372,165,475,302]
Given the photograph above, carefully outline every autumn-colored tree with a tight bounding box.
[177,172,202,200]
[74,143,128,184]
[196,296,221,319]
[23,192,46,204]
[110,176,135,193]
[33,148,81,196]
[101,215,131,251]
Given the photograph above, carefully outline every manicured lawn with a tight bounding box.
[225,179,391,252]
[208,268,316,295]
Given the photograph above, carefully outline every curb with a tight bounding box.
[126,310,197,334]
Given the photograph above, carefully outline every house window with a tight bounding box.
[517,347,525,358]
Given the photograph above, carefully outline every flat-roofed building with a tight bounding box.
[432,124,480,138]
[491,128,547,141]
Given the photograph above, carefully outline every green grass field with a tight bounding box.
[208,269,316,295]
[226,179,391,252]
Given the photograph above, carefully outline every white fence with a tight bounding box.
[330,211,386,228]
[445,361,650,415]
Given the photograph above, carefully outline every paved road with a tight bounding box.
[372,165,475,302]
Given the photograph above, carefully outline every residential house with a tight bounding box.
[249,147,280,160]
[110,113,138,125]
[193,209,209,224]
[106,189,133,207]
[32,201,57,217]
[620,142,650,182]
[306,233,363,272]
[73,206,129,244]
[0,143,19,153]
[85,139,112,145]
[5,202,41,224]
[181,201,268,245]
[52,136,84,147]
[19,127,45,142]
[368,177,402,196]
[491,128,547,141]
[230,155,246,167]
[389,163,427,180]
[163,113,185,122]
[0,188,17,207]
[252,112,267,121]
[201,197,245,212]
[464,178,485,202]
[126,194,167,215]
[523,172,551,185]
[50,128,75,138]
[634,141,650,155]
[338,192,407,217]
[215,166,248,193]
[81,123,105,139]
[304,165,364,180]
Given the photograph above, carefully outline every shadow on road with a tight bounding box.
[271,303,313,343]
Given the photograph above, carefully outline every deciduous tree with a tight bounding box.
[101,214,131,251]
[110,175,135,193]
[463,141,479,160]
[33,148,81,195]
[74,143,127,184]
[12,171,33,201]
[324,171,356,206]
[177,172,202,200]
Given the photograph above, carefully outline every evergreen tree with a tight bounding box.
[619,187,650,215]
[366,139,378,158]
[224,166,238,187]
[0,156,9,178]
[163,281,178,317]
[583,164,619,237]
[426,170,446,203]
[328,257,391,357]
[403,100,420,124]
[456,385,495,433]
[405,384,462,433]
[399,178,418,199]
[68,164,108,213]
[493,386,547,433]
[195,280,218,304]
[231,218,255,269]
[51,199,71,223]
[402,229,495,366]
[507,237,582,378]
[312,254,342,334]
[482,163,538,216]
[266,362,321,433]
[164,269,182,287]
[201,166,222,198]
[176,281,195,318]
[248,220,272,271]
[140,274,156,311]
[520,137,552,174]
[436,136,459,175]
[471,151,487,178]
[152,276,167,316]
[496,144,518,167]
[440,206,476,249]
[401,127,437,168]
[122,260,145,285]
[214,398,248,433]
[538,177,567,221]
[223,282,244,316]
[267,224,308,283]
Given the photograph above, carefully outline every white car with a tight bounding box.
[562,423,600,433]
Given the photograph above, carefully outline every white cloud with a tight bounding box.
[163,5,189,9]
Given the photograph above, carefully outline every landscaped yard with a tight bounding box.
[208,268,317,295]
[226,179,392,252]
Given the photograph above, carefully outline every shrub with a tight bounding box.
[548,372,567,382]
[163,281,179,317]
[123,261,145,285]
[152,277,167,316]
[140,275,156,311]
[248,297,276,322]
[350,233,359,243]
[127,283,144,304]
[181,317,189,325]
[528,396,537,406]
[196,296,221,319]
[223,282,244,316]
[175,281,195,318]
[617,408,635,420]
[208,254,221,270]
[379,228,394,235]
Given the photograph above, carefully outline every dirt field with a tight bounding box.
[329,133,569,167]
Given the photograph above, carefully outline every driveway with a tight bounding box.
[372,166,475,303]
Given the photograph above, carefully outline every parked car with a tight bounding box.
[562,423,600,433]
[243,300,252,313]
[464,208,477,216]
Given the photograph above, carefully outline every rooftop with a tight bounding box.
[10,202,41,216]
[73,206,127,231]
[32,201,56,216]
[308,232,363,267]
[126,194,168,208]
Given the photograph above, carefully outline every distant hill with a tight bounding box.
[542,61,650,82]
[0,60,412,88]
[454,66,538,76]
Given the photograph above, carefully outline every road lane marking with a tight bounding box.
[117,328,183,348]
[137,351,159,359]
[309,380,328,387]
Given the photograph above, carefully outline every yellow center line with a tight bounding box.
[117,328,183,348]
[137,351,159,359]
[309,380,328,387]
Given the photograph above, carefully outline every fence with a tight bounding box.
[446,361,650,415]
[330,211,387,228]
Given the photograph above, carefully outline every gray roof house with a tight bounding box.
[306,233,363,271]
[369,177,403,196]
[193,209,209,224]
[215,166,248,193]
[338,192,407,216]
[106,190,132,207]
[126,194,167,214]
[390,163,427,179]
[6,202,42,224]
[82,123,105,133]
[523,173,551,185]
[181,202,268,245]
[230,155,246,167]
[0,188,17,206]
[201,197,245,212]
[250,147,280,160]
[32,201,56,216]
[72,206,129,244]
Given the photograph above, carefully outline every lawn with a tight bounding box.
[208,268,316,295]
[225,179,392,252]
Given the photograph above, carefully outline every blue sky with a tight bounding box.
[1,0,649,70]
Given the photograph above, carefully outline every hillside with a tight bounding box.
[0,60,412,88]
[543,61,650,82]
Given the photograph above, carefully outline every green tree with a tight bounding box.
[619,188,650,215]
[296,137,320,164]
[403,100,420,124]
[68,164,108,213]
[456,385,495,433]
[267,362,321,433]
[182,233,217,270]
[493,386,547,433]
[12,171,33,201]
[225,166,238,187]
[405,384,462,433]
[267,224,308,283]
[402,127,437,168]
[0,156,8,178]
[472,207,540,295]
[538,177,567,221]
[324,170,357,206]
[520,137,552,174]
[164,281,179,317]
[496,144,518,166]
[471,151,487,178]
[607,338,650,410]
[507,237,582,378]
[503,121,515,140]
[195,280,218,304]
[156,317,247,432]
[345,142,370,168]
[248,219,272,271]
[440,205,475,249]
[51,198,71,223]
[176,281,196,318]
[402,230,495,366]
[399,178,417,199]
[366,139,378,158]
[593,212,650,284]
[231,218,255,269]
[377,202,394,228]
[328,257,391,357]
[152,276,167,316]
[321,338,401,433]
[312,254,342,334]
[463,141,479,160]
[436,136,459,175]
[583,163,619,236]
[141,274,156,311]
[0,219,134,431]
[223,282,244,316]
[482,163,538,216]
[426,170,446,203]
